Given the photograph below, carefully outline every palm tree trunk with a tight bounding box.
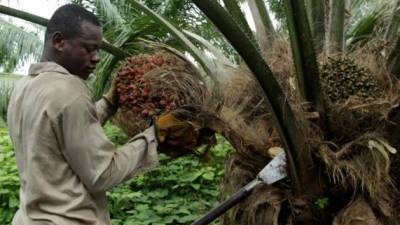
[305,0,326,52]
[0,4,130,59]
[326,0,345,54]
[247,0,276,51]
[193,0,312,194]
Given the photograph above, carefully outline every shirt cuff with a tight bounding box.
[126,126,159,177]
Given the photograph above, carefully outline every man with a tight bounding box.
[7,4,200,225]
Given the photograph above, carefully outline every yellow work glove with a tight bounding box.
[154,107,213,158]
[103,75,119,110]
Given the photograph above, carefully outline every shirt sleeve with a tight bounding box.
[59,95,158,194]
[95,97,115,126]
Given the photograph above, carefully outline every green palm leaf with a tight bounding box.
[0,18,43,72]
[346,3,388,48]
[95,0,125,26]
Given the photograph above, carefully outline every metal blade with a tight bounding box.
[258,151,287,185]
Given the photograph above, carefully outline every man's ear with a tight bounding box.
[52,32,65,51]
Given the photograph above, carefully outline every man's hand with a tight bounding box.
[103,75,119,109]
[154,107,214,158]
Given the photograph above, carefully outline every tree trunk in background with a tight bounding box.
[326,0,345,54]
[247,0,276,52]
[222,0,257,48]
[305,0,326,53]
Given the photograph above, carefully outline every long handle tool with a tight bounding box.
[191,151,287,225]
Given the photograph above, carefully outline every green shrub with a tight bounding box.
[0,128,19,224]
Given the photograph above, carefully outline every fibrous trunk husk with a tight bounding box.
[217,38,400,225]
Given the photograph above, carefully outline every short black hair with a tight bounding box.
[45,4,101,42]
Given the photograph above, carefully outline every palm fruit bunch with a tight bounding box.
[116,54,176,117]
[320,56,382,103]
[112,49,208,137]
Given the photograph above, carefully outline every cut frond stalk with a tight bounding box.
[284,0,326,123]
[305,0,326,52]
[327,0,345,54]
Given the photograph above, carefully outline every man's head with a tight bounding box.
[43,4,102,79]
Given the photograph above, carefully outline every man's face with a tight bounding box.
[56,21,103,80]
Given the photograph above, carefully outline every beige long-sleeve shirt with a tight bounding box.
[7,62,158,225]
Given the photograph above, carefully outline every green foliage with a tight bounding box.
[0,73,21,121]
[0,18,43,73]
[314,197,329,209]
[105,123,232,225]
[0,128,19,224]
[266,0,287,30]
[0,123,232,225]
[103,122,130,145]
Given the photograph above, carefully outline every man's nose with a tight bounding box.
[91,52,101,64]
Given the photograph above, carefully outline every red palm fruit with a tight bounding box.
[133,57,142,65]
[154,56,165,66]
[143,63,152,72]
[120,96,127,103]
[143,87,151,96]
[141,109,149,116]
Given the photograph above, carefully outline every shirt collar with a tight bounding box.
[28,62,70,76]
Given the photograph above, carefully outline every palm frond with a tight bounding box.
[346,1,389,48]
[183,29,233,65]
[128,0,215,75]
[94,0,125,26]
[0,18,42,72]
[183,29,238,85]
